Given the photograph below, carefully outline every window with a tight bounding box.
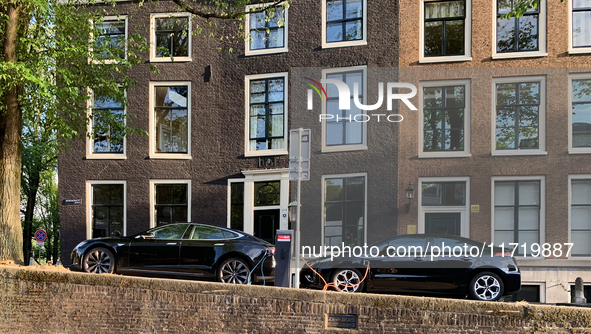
[493,179,543,256]
[420,80,470,157]
[569,75,591,153]
[512,284,542,302]
[322,67,367,152]
[150,13,191,62]
[569,177,591,256]
[323,174,366,247]
[493,0,546,58]
[419,177,470,237]
[493,77,546,155]
[149,224,190,239]
[149,82,191,158]
[421,182,466,206]
[190,225,227,240]
[94,16,127,61]
[86,181,126,240]
[245,3,288,56]
[245,73,288,156]
[421,0,471,62]
[88,89,126,158]
[322,0,367,48]
[570,284,591,301]
[229,181,245,231]
[150,180,191,227]
[570,0,591,52]
[254,181,281,206]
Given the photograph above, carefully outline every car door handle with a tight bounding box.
[461,257,472,261]
[413,258,426,262]
[166,242,178,245]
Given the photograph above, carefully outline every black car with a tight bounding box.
[300,234,520,301]
[71,223,275,284]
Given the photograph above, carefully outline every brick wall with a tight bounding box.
[2,266,591,333]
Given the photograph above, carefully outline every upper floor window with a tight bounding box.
[494,0,546,58]
[245,4,288,56]
[570,75,591,152]
[493,77,546,155]
[322,0,367,48]
[570,177,591,256]
[150,13,191,62]
[245,73,288,156]
[571,0,591,52]
[421,0,471,62]
[87,89,126,159]
[94,16,127,61]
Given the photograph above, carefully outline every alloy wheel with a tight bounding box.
[473,275,501,301]
[219,259,250,284]
[334,269,362,292]
[85,249,112,274]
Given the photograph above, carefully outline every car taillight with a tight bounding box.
[494,252,511,257]
[266,247,275,255]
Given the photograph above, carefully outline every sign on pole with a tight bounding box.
[289,129,311,181]
[34,229,47,242]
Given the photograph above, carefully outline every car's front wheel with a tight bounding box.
[83,247,115,274]
[217,258,251,284]
[332,269,364,292]
[469,272,504,301]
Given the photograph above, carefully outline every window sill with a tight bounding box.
[322,40,367,49]
[245,48,288,57]
[244,150,288,157]
[149,57,192,63]
[321,144,367,153]
[569,148,591,154]
[86,154,127,160]
[491,150,547,156]
[149,154,192,159]
[492,52,548,60]
[568,48,591,55]
[419,56,472,64]
[418,152,471,158]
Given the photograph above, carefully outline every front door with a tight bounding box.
[425,213,461,236]
[253,209,280,243]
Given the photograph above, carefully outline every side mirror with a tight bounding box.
[136,233,155,240]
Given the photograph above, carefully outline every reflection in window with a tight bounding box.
[92,90,125,154]
[150,224,188,239]
[154,16,189,57]
[154,86,188,153]
[191,225,226,240]
[92,184,124,238]
[494,180,540,255]
[572,79,591,148]
[230,182,245,231]
[326,0,363,43]
[155,184,188,226]
[424,1,466,57]
[325,71,363,146]
[571,179,591,256]
[496,0,539,53]
[324,176,365,247]
[249,7,285,50]
[422,182,466,206]
[423,85,465,151]
[249,78,285,151]
[95,19,126,60]
[495,81,540,149]
[573,0,591,48]
[254,181,280,206]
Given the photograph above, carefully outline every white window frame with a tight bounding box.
[320,172,368,248]
[491,76,546,156]
[89,15,128,64]
[515,283,546,303]
[490,175,545,260]
[85,180,127,240]
[321,0,367,49]
[419,0,472,63]
[419,79,471,158]
[568,0,591,54]
[321,66,368,153]
[149,179,192,228]
[568,174,591,259]
[149,81,192,159]
[244,72,289,157]
[491,0,547,59]
[418,177,470,238]
[568,73,591,154]
[244,3,288,56]
[150,13,192,63]
[86,88,127,159]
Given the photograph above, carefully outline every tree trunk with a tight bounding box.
[0,2,24,264]
[22,174,40,264]
[51,221,59,264]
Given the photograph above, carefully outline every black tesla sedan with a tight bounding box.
[300,234,520,301]
[71,223,275,284]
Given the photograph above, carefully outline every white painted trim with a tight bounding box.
[244,72,289,157]
[417,177,470,238]
[568,174,591,258]
[150,12,192,63]
[568,73,591,154]
[491,0,547,59]
[86,88,127,160]
[321,0,368,49]
[89,15,129,64]
[85,180,127,240]
[244,3,288,56]
[516,282,546,303]
[491,76,546,156]
[490,175,546,260]
[149,179,192,228]
[321,66,368,153]
[419,0,472,63]
[418,79,471,158]
[320,173,368,248]
[227,178,245,228]
[148,81,192,159]
[568,0,591,54]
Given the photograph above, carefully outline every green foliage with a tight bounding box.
[500,0,565,19]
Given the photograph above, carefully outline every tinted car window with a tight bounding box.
[151,224,188,239]
[222,230,239,239]
[432,236,481,254]
[377,236,427,256]
[191,225,226,240]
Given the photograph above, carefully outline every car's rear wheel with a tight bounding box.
[83,247,115,274]
[332,269,364,292]
[469,272,504,301]
[217,258,251,284]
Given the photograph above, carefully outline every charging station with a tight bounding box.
[274,230,293,287]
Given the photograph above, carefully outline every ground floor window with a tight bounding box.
[88,182,125,238]
[151,180,190,227]
[511,284,542,303]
